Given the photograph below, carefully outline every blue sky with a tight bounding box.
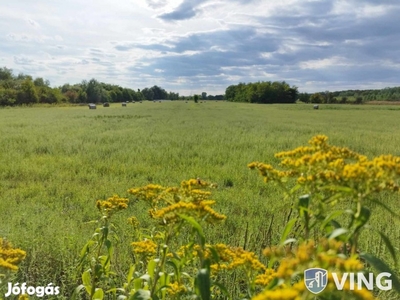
[1,0,400,95]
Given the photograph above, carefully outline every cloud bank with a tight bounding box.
[1,0,399,94]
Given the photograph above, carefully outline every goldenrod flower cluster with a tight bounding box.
[18,295,29,300]
[180,178,210,190]
[149,200,226,224]
[131,239,157,255]
[96,195,129,217]
[167,282,187,296]
[208,243,266,272]
[128,179,226,224]
[254,238,374,300]
[0,238,26,271]
[252,281,304,300]
[254,268,277,286]
[127,184,166,207]
[249,135,400,197]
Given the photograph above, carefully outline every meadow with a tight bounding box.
[1,101,400,298]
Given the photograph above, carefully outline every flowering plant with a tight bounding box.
[73,136,400,300]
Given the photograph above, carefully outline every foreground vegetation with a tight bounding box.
[1,102,400,298]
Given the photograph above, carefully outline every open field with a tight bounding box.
[1,102,400,298]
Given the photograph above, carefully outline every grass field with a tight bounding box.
[1,101,400,298]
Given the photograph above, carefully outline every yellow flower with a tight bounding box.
[255,269,277,286]
[0,238,26,271]
[209,244,266,272]
[250,135,400,202]
[131,239,157,255]
[167,282,187,295]
[96,195,129,217]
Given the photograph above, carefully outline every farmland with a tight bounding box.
[1,101,400,298]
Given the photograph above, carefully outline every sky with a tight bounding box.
[1,0,400,95]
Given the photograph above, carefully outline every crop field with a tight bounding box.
[1,101,400,298]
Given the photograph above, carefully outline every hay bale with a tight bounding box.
[88,104,96,109]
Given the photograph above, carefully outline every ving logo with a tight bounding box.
[304,268,328,294]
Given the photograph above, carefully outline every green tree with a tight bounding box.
[310,93,324,104]
[17,78,39,104]
[0,67,13,81]
[86,79,102,103]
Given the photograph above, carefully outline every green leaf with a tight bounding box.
[360,253,400,293]
[92,288,104,300]
[133,278,143,290]
[82,270,91,294]
[377,231,398,267]
[126,265,136,284]
[354,207,370,230]
[105,239,113,254]
[178,214,205,247]
[288,184,302,195]
[320,211,344,231]
[130,289,151,300]
[298,194,310,210]
[195,268,211,300]
[328,228,348,240]
[322,192,344,204]
[280,218,297,245]
[147,259,158,278]
[166,260,179,278]
[208,246,220,263]
[101,226,109,238]
[72,284,86,300]
[322,185,353,193]
[283,238,297,245]
[266,277,280,290]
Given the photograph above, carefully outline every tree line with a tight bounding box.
[298,87,400,104]
[225,81,298,103]
[0,67,184,106]
[4,65,400,106]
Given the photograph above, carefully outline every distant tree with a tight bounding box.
[298,93,310,103]
[355,96,363,104]
[0,67,13,81]
[150,85,168,100]
[310,93,324,104]
[33,77,49,87]
[201,92,207,100]
[225,85,237,101]
[78,90,88,103]
[0,87,16,105]
[225,81,296,103]
[122,88,133,102]
[141,88,154,100]
[86,79,103,103]
[194,94,199,103]
[17,78,39,104]
[64,90,79,103]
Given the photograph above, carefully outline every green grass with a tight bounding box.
[1,102,400,298]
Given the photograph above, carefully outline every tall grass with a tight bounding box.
[1,102,400,297]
